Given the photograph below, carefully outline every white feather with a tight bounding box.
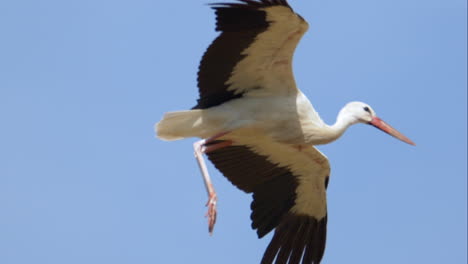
[155,110,204,141]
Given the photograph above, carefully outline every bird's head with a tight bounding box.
[340,101,415,145]
[341,101,376,123]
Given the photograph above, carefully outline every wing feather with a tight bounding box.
[207,136,330,264]
[195,0,308,109]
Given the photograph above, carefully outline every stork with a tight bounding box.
[155,1,415,263]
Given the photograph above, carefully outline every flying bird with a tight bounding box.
[155,0,415,263]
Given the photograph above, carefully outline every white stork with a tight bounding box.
[155,0,415,263]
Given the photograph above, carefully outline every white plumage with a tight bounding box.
[155,1,414,263]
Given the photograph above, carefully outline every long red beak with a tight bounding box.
[369,117,415,146]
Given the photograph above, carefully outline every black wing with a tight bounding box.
[194,0,307,109]
[207,138,330,264]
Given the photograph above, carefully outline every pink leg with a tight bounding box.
[193,132,232,235]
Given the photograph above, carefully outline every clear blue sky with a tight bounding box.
[1,0,466,263]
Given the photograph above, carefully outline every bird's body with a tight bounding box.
[158,91,339,145]
[155,1,414,263]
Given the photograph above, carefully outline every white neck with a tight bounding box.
[326,111,359,141]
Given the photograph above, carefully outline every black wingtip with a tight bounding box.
[261,214,327,264]
[209,0,291,9]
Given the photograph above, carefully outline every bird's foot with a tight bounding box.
[193,131,232,235]
[205,190,217,235]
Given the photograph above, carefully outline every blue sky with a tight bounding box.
[0,0,466,263]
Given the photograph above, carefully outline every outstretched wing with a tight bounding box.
[195,0,309,109]
[207,136,330,264]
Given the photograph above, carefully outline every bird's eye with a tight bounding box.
[363,106,370,113]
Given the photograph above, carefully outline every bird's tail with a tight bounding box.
[155,110,204,141]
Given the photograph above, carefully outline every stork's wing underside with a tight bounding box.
[206,137,330,264]
[194,0,309,109]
